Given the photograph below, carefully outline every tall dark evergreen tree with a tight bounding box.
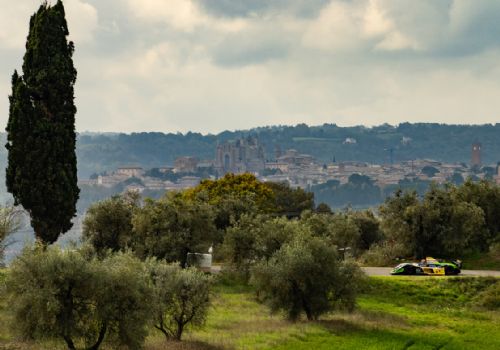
[6,1,79,244]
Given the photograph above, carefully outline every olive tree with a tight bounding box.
[223,214,302,278]
[301,211,361,256]
[7,246,153,350]
[405,187,486,258]
[251,234,364,321]
[82,191,139,254]
[133,192,216,268]
[147,260,212,341]
[379,185,488,258]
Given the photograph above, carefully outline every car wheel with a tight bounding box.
[444,266,457,275]
[405,266,416,275]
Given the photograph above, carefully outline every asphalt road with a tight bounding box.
[362,267,500,277]
[210,266,500,277]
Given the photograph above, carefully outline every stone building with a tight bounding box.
[215,137,265,175]
[116,167,144,178]
[471,142,482,167]
[174,156,199,173]
[277,149,315,166]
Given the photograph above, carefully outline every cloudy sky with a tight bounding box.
[1,0,500,133]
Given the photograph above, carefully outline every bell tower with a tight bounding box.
[471,142,482,168]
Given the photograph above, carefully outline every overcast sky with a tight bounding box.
[1,0,500,134]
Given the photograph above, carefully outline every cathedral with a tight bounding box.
[215,137,265,175]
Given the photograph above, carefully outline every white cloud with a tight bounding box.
[363,0,392,37]
[302,1,364,52]
[127,0,247,33]
[65,0,98,44]
[0,1,37,49]
[301,0,421,53]
[2,0,500,133]
[362,0,420,51]
[0,0,98,49]
[375,31,419,51]
[129,0,207,32]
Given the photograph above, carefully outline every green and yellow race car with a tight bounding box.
[391,257,461,276]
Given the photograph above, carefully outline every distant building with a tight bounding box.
[471,142,482,167]
[96,166,144,188]
[343,137,357,145]
[197,160,215,170]
[116,167,144,178]
[97,173,129,187]
[215,137,265,175]
[158,166,174,173]
[174,156,199,173]
[265,161,289,173]
[277,149,315,166]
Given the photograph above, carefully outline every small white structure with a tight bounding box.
[343,137,357,145]
[187,253,212,272]
[401,136,412,145]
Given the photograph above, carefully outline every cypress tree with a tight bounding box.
[6,0,79,244]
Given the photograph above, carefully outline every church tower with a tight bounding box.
[471,142,482,168]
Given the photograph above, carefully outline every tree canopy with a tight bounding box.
[251,234,364,321]
[8,246,153,350]
[132,192,216,267]
[6,0,79,243]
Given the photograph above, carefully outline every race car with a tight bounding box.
[391,257,461,276]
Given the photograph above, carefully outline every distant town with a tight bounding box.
[79,137,500,194]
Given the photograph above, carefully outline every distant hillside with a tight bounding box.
[1,123,500,179]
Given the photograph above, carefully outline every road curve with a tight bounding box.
[362,267,500,277]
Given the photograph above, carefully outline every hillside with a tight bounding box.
[1,123,499,180]
[73,123,500,178]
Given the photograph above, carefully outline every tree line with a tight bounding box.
[71,123,500,179]
[3,173,500,348]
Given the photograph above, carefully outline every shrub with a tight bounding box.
[350,210,383,251]
[132,192,216,268]
[360,241,408,266]
[332,259,368,311]
[301,212,361,256]
[7,246,153,350]
[251,235,364,321]
[222,215,301,278]
[82,191,139,254]
[148,260,212,341]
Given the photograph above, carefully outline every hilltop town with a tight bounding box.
[79,137,500,195]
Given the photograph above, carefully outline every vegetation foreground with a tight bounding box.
[1,269,498,350]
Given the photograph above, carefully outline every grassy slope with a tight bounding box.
[148,276,499,350]
[1,269,499,350]
[462,249,500,270]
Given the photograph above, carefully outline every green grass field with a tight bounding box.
[462,249,500,270]
[1,270,499,350]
